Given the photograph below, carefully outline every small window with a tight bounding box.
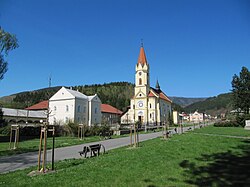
[139,78,142,85]
[54,106,57,111]
[83,106,86,113]
[77,105,81,113]
[95,108,98,114]
[150,103,152,108]
[66,105,69,112]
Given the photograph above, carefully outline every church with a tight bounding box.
[121,45,172,126]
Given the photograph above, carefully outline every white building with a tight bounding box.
[189,111,204,123]
[49,87,102,126]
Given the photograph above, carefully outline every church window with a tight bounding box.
[150,103,152,108]
[150,113,152,119]
[53,117,56,124]
[139,78,142,85]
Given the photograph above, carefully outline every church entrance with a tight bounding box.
[138,116,143,123]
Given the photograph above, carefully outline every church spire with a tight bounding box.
[137,44,147,66]
[156,79,160,90]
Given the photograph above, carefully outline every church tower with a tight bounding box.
[134,44,150,123]
[135,45,150,98]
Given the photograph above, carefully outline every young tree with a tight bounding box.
[0,27,19,80]
[231,66,250,114]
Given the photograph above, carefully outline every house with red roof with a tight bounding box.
[26,99,122,125]
[121,45,172,125]
[101,104,122,125]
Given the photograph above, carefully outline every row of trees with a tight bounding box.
[9,82,134,111]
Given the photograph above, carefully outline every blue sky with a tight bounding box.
[0,0,249,98]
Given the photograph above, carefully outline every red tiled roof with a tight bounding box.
[148,91,155,97]
[159,92,172,103]
[137,46,147,65]
[26,100,48,110]
[101,104,123,115]
[148,89,172,103]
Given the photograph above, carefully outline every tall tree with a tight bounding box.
[231,66,250,114]
[0,27,19,80]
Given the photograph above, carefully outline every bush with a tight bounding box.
[236,114,250,127]
[214,120,239,127]
[0,125,11,135]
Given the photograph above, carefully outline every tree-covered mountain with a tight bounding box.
[0,82,233,116]
[184,93,233,116]
[169,96,207,107]
[0,82,134,111]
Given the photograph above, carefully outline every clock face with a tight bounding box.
[138,101,143,108]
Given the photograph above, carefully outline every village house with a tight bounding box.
[25,88,122,126]
[48,87,101,126]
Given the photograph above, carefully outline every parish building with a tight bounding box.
[121,45,172,125]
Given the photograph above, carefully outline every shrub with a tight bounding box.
[236,114,250,127]
[0,125,11,135]
[214,120,239,127]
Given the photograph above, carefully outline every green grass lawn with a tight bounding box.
[1,126,250,187]
[0,130,158,157]
[194,125,250,137]
[0,136,102,157]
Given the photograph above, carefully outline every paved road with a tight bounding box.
[0,122,211,174]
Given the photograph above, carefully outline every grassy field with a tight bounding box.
[1,126,250,187]
[0,136,102,157]
[0,129,157,157]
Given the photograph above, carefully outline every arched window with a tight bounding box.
[54,106,57,111]
[139,78,142,85]
[66,105,69,112]
[77,105,81,113]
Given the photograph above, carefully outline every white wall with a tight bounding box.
[49,99,75,125]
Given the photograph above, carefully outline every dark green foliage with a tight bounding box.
[184,93,233,116]
[0,27,19,80]
[4,82,134,111]
[0,124,10,135]
[236,114,250,127]
[0,107,6,127]
[73,82,134,111]
[170,96,207,107]
[171,102,184,112]
[213,121,239,127]
[13,87,61,108]
[231,66,250,114]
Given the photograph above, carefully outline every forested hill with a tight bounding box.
[0,82,134,111]
[0,82,233,115]
[184,93,233,116]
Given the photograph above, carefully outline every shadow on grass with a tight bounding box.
[180,140,250,187]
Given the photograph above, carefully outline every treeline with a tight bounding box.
[184,93,233,115]
[72,82,134,111]
[6,82,134,111]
